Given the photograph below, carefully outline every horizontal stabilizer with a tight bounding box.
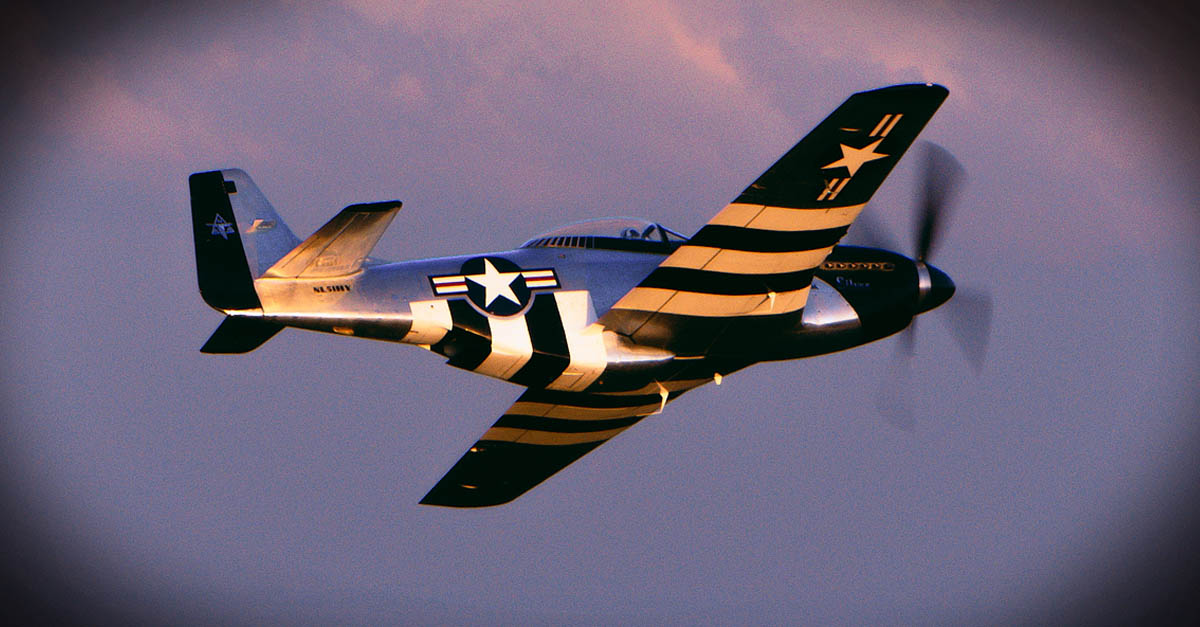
[264,201,401,278]
[200,316,284,353]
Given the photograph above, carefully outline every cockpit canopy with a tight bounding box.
[521,218,688,254]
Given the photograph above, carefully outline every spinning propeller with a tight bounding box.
[858,142,994,427]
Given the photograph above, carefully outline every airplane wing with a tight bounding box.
[600,83,948,355]
[420,383,703,507]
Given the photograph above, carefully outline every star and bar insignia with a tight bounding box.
[429,256,559,316]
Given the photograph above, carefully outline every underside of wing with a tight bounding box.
[420,385,700,507]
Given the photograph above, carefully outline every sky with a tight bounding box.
[1,1,1198,624]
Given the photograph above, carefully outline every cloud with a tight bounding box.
[33,61,188,162]
[389,73,427,105]
[765,1,972,94]
[339,0,746,88]
[648,3,742,85]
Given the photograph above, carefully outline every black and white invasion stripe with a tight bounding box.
[402,291,607,391]
[419,381,707,507]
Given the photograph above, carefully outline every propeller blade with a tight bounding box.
[943,286,994,374]
[901,319,917,356]
[870,142,978,430]
[847,208,901,251]
[875,346,916,431]
[913,142,964,261]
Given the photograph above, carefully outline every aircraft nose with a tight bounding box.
[918,263,955,313]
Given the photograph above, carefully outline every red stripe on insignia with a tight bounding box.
[521,269,559,289]
[433,280,468,294]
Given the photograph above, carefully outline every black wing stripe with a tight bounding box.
[520,388,662,408]
[687,224,849,253]
[509,293,572,386]
[420,387,698,508]
[434,300,493,370]
[732,84,948,209]
[493,414,644,433]
[446,298,489,336]
[638,266,817,295]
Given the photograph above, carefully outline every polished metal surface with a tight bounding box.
[916,261,932,303]
[915,261,955,313]
[801,278,860,331]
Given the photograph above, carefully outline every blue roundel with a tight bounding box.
[460,256,531,316]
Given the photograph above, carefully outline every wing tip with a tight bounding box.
[857,82,948,96]
[418,491,517,508]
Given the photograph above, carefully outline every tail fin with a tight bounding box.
[191,168,300,352]
[190,169,400,353]
[189,169,301,311]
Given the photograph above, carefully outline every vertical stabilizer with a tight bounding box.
[189,169,301,311]
[215,169,302,277]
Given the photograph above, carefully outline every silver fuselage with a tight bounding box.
[233,243,919,393]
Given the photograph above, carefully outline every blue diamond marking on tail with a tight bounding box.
[208,214,235,240]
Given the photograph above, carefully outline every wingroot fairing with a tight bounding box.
[190,83,986,507]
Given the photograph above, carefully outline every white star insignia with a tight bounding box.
[822,139,889,176]
[464,258,521,308]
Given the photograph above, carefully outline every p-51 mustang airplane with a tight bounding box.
[191,83,985,507]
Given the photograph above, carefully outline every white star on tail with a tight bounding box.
[464,259,521,308]
[822,139,888,176]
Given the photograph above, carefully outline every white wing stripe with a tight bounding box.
[548,291,607,392]
[473,314,533,380]
[403,299,453,345]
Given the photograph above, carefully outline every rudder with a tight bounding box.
[190,170,260,311]
[189,169,301,311]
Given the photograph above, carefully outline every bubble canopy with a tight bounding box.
[521,217,688,253]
